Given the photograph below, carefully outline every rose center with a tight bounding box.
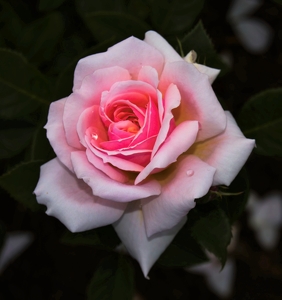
[116,120,140,133]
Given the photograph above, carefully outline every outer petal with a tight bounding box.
[184,51,220,84]
[189,111,255,186]
[113,200,187,278]
[135,120,199,184]
[193,63,220,84]
[159,61,227,141]
[73,36,165,90]
[71,151,161,202]
[144,31,183,63]
[142,155,216,236]
[34,158,126,232]
[45,98,76,172]
[137,66,159,89]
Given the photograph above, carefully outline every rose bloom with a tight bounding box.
[34,31,255,277]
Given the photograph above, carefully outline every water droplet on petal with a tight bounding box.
[92,133,98,140]
[186,169,194,176]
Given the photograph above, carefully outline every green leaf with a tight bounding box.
[148,0,204,35]
[38,0,67,11]
[0,1,24,46]
[272,0,282,5]
[87,254,134,300]
[127,0,150,20]
[0,127,35,159]
[61,229,103,247]
[217,169,250,224]
[76,0,150,20]
[17,12,64,66]
[95,225,121,250]
[84,11,151,42]
[0,49,51,119]
[26,123,54,161]
[237,88,282,157]
[0,161,43,211]
[76,0,127,14]
[158,233,208,267]
[188,205,232,266]
[55,38,116,99]
[24,109,54,162]
[181,21,229,74]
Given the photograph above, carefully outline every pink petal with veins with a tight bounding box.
[159,61,226,142]
[45,98,76,172]
[152,83,181,157]
[73,36,164,90]
[135,120,199,184]
[71,151,161,202]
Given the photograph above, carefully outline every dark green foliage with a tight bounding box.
[0,161,43,211]
[87,254,134,300]
[238,88,282,157]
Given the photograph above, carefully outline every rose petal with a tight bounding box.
[135,120,199,184]
[45,98,76,172]
[144,31,183,63]
[184,51,220,84]
[86,148,129,183]
[108,122,137,140]
[85,135,144,172]
[73,36,165,90]
[100,80,158,108]
[142,155,216,236]
[137,66,159,88]
[113,200,187,278]
[71,151,161,202]
[152,83,181,157]
[189,111,255,186]
[130,98,160,146]
[34,158,126,232]
[64,66,131,149]
[159,61,227,141]
[193,63,220,84]
[100,134,156,153]
[77,105,108,148]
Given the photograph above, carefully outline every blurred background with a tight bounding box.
[0,0,282,299]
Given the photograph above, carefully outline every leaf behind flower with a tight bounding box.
[181,21,229,75]
[84,11,151,42]
[188,205,232,267]
[0,49,51,119]
[238,88,282,157]
[87,254,134,300]
[0,161,43,211]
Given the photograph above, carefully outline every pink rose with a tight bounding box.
[34,31,255,277]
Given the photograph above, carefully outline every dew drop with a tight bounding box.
[186,169,194,176]
[92,133,98,140]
